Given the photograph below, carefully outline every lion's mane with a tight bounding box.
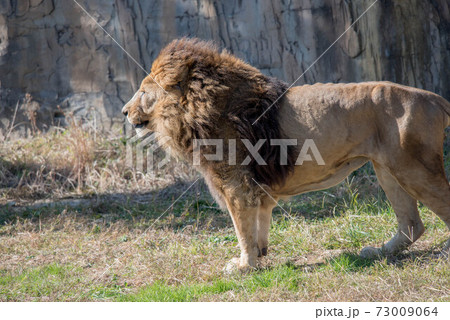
[147,38,296,188]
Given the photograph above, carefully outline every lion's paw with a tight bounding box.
[360,246,382,259]
[223,258,256,274]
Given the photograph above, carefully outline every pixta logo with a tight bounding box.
[125,123,172,173]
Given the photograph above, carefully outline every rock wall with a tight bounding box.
[0,0,449,136]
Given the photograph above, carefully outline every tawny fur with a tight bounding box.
[123,38,450,271]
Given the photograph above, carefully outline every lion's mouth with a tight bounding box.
[133,120,149,129]
[132,120,150,138]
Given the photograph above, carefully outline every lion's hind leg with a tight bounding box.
[360,163,425,259]
[391,164,450,258]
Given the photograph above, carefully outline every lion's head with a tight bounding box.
[122,38,225,142]
[122,38,296,188]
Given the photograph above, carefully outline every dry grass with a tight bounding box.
[0,126,449,301]
[0,120,197,202]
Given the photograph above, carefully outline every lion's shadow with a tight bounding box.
[259,250,447,274]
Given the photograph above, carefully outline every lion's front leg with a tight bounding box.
[257,196,278,257]
[225,204,259,272]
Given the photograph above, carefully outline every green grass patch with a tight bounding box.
[326,253,376,272]
[0,264,81,301]
[117,279,237,302]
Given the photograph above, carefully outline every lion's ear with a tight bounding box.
[170,66,190,95]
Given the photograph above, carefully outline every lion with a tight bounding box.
[122,38,450,271]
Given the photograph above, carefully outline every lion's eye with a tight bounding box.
[140,92,148,105]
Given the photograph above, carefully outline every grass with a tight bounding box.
[0,191,448,301]
[0,127,449,301]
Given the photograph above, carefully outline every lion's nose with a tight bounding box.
[122,107,128,117]
[121,104,129,116]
